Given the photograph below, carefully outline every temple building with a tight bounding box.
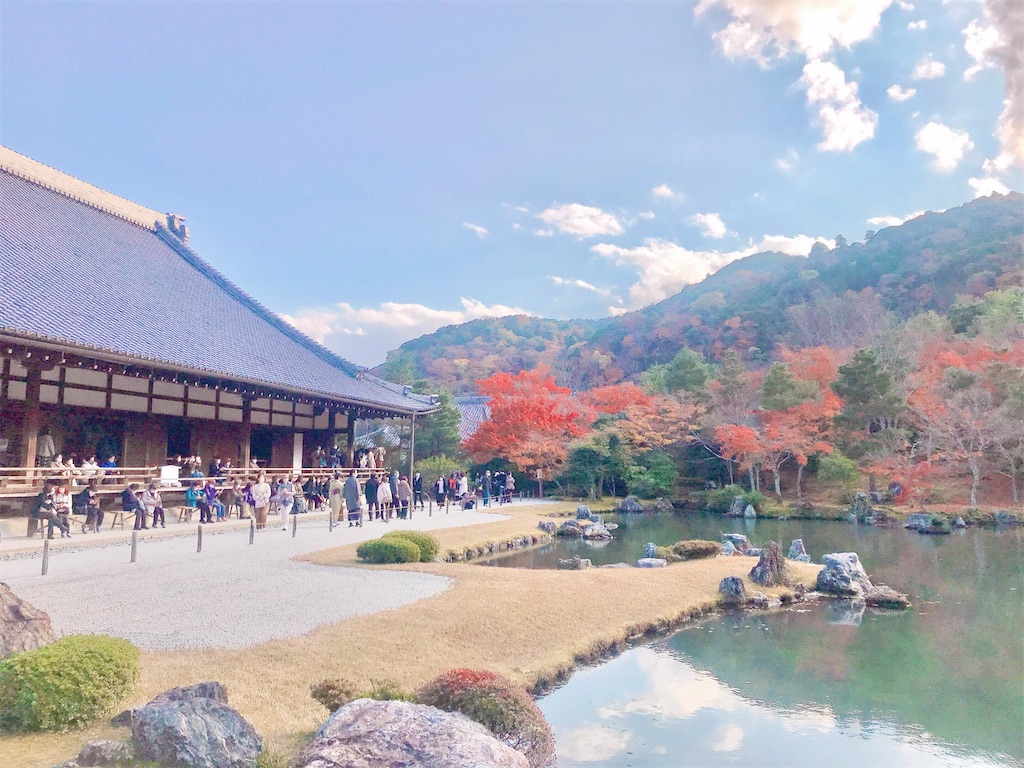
[0,146,434,476]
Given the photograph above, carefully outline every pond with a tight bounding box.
[485,514,1024,767]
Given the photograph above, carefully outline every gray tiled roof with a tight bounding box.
[454,396,490,441]
[0,167,433,414]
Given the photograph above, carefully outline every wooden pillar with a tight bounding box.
[241,397,253,472]
[18,365,42,469]
[408,414,416,479]
[346,410,356,467]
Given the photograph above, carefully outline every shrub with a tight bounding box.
[703,484,764,514]
[817,451,861,493]
[417,668,555,768]
[416,455,464,482]
[626,452,678,499]
[0,634,139,732]
[311,678,360,711]
[356,537,421,564]
[671,539,720,560]
[361,678,414,702]
[653,545,680,563]
[382,531,440,562]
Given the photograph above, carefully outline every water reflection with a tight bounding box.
[541,642,1015,767]
[530,517,1023,766]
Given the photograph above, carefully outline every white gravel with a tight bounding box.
[0,505,540,650]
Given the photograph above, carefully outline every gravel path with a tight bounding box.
[0,506,539,650]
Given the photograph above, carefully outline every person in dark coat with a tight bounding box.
[122,483,148,530]
[343,470,362,526]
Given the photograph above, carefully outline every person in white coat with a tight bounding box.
[252,474,271,530]
[277,476,296,530]
[376,477,393,522]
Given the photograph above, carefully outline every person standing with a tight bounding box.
[365,473,379,519]
[252,473,271,530]
[412,472,424,510]
[505,472,515,503]
[376,475,393,522]
[277,476,295,530]
[343,470,362,527]
[328,472,344,524]
[434,475,446,507]
[396,475,413,519]
[482,470,492,507]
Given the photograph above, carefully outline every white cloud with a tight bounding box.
[912,55,946,80]
[695,0,892,63]
[907,20,927,30]
[887,84,917,102]
[557,725,630,763]
[652,183,679,199]
[534,228,554,237]
[963,19,1000,80]
[799,59,878,151]
[688,212,731,238]
[638,210,656,220]
[969,176,1010,197]
[775,147,799,170]
[898,1,914,9]
[867,210,925,227]
[537,203,624,238]
[973,0,1024,173]
[710,724,744,752]
[695,2,886,153]
[592,232,832,307]
[548,275,616,298]
[282,297,531,367]
[915,121,974,171]
[462,222,488,238]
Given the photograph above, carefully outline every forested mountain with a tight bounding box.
[380,192,1023,393]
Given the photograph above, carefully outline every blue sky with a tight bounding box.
[2,1,1020,366]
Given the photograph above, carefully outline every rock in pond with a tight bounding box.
[557,556,592,570]
[645,542,658,558]
[0,582,55,659]
[130,683,261,768]
[599,562,633,569]
[865,585,912,609]
[720,540,737,556]
[636,558,668,568]
[815,552,873,597]
[558,520,583,538]
[617,496,644,514]
[994,510,1021,527]
[721,533,751,553]
[749,541,788,587]
[726,495,745,517]
[292,698,529,768]
[743,504,757,519]
[787,538,810,562]
[537,520,556,534]
[718,576,747,605]
[953,516,967,529]
[583,523,612,540]
[576,504,591,519]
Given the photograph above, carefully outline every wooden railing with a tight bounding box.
[0,465,391,497]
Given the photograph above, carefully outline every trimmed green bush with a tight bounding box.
[703,484,765,514]
[382,531,440,562]
[0,634,139,732]
[417,668,556,768]
[311,678,360,712]
[671,539,721,560]
[356,537,421,564]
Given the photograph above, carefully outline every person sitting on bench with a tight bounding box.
[122,483,148,530]
[74,480,103,532]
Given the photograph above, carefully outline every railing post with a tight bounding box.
[41,538,50,576]
[292,514,297,538]
[130,530,138,563]
[197,524,203,553]
[249,518,255,544]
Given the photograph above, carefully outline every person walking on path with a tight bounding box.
[252,474,271,530]
[328,472,344,524]
[396,475,413,519]
[413,472,424,510]
[482,470,492,507]
[343,470,362,527]
[434,475,446,507]
[277,476,296,530]
[376,476,393,522]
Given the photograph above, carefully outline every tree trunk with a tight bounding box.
[796,464,804,500]
[727,460,734,485]
[968,456,980,509]
[748,466,756,491]
[773,470,782,498]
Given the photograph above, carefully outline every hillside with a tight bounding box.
[382,192,1024,393]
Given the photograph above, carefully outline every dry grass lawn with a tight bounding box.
[1,502,818,767]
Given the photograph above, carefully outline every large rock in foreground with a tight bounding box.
[0,582,55,659]
[749,541,787,587]
[815,553,873,597]
[293,698,529,768]
[130,683,261,768]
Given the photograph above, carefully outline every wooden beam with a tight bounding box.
[18,365,41,469]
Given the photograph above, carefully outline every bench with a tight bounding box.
[177,506,197,523]
[108,510,137,531]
